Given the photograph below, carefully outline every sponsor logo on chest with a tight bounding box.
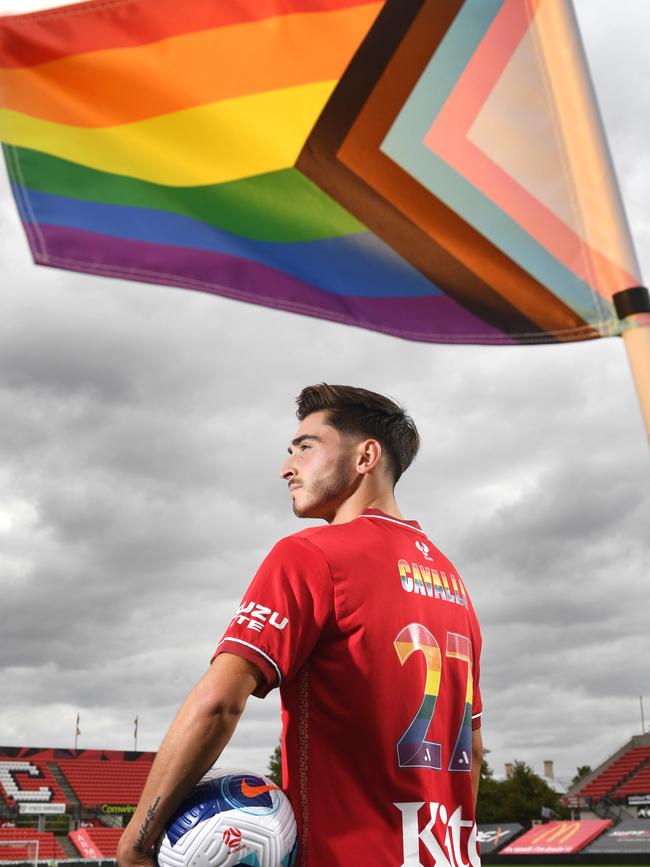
[394,801,480,867]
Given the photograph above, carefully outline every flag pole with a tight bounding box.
[134,715,139,752]
[641,696,646,736]
[74,713,80,751]
[614,287,650,448]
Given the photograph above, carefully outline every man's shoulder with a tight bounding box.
[255,528,337,582]
[273,523,341,551]
[270,520,359,560]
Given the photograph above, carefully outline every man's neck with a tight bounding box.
[329,491,404,525]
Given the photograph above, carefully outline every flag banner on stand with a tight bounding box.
[69,830,102,859]
[0,0,643,344]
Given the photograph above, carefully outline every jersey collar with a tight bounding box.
[359,508,424,533]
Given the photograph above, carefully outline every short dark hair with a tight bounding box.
[295,383,420,484]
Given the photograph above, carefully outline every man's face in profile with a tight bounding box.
[279,411,358,522]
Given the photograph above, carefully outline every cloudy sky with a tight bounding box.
[0,0,648,789]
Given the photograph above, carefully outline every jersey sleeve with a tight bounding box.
[212,535,334,697]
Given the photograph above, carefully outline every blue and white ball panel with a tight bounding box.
[165,774,280,846]
[156,769,297,867]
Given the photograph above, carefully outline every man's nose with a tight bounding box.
[279,457,295,480]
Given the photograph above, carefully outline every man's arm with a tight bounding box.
[116,653,262,867]
[471,728,483,808]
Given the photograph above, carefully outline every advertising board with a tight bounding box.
[584,819,650,854]
[18,802,66,814]
[500,819,612,855]
[477,823,524,854]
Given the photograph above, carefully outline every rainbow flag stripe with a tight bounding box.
[0,0,642,344]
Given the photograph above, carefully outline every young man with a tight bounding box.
[117,384,483,867]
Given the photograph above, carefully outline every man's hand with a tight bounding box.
[116,792,164,867]
[116,654,262,867]
[116,816,158,867]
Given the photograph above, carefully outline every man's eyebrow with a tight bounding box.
[287,434,322,453]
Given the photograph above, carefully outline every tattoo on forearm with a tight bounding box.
[133,796,161,854]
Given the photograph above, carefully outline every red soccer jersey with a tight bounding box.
[214,510,482,867]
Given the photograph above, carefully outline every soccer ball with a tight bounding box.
[156,768,297,867]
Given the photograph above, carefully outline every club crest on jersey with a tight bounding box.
[397,560,467,608]
[415,540,433,561]
[231,601,289,633]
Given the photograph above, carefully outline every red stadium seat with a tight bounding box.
[577,745,650,802]
[0,829,66,860]
[57,758,153,808]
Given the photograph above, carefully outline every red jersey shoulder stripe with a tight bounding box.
[217,636,282,684]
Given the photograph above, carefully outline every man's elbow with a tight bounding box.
[188,681,249,725]
[202,693,249,721]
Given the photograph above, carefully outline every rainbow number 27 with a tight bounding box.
[393,623,473,772]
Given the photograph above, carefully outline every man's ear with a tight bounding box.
[356,438,382,475]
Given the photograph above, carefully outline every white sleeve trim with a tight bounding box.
[472,711,482,719]
[217,637,282,686]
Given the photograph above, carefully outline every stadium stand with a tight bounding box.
[566,734,650,812]
[0,745,155,853]
[0,829,67,860]
[578,748,650,799]
[616,759,650,798]
[56,758,153,808]
[0,759,68,809]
